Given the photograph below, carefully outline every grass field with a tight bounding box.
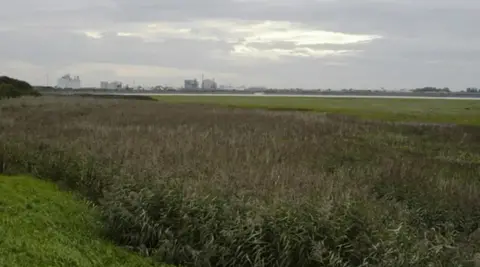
[154,95,480,125]
[1,96,480,266]
[0,175,169,267]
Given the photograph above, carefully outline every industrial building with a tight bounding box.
[202,79,217,90]
[184,79,199,90]
[56,74,81,89]
[183,76,218,90]
[100,81,123,90]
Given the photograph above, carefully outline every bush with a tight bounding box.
[0,76,41,99]
[0,84,21,98]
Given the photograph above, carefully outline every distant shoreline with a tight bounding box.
[36,88,480,100]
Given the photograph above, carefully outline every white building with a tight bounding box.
[100,81,123,90]
[57,74,81,89]
[202,79,217,90]
[100,81,109,89]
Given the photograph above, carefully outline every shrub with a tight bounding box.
[0,76,40,99]
[0,84,21,99]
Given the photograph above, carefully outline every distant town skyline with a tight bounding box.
[50,72,474,92]
[50,73,480,93]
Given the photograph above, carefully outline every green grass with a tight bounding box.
[154,95,480,125]
[0,175,169,267]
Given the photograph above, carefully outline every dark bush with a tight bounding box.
[0,76,41,99]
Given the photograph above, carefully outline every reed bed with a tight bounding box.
[1,96,480,266]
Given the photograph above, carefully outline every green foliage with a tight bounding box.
[0,84,21,98]
[1,96,480,266]
[0,76,32,90]
[0,76,41,100]
[0,175,170,267]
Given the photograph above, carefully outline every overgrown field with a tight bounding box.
[1,96,480,266]
[154,95,480,126]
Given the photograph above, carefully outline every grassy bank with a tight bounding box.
[154,95,480,125]
[0,175,169,267]
[1,96,480,266]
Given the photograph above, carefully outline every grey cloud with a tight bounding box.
[0,30,234,71]
[2,0,480,90]
[247,41,298,50]
[110,0,480,38]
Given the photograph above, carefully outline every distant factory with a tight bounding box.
[202,79,217,90]
[100,81,123,90]
[184,75,217,90]
[56,74,81,89]
[184,79,199,90]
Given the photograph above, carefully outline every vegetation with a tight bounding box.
[0,76,40,99]
[412,87,451,93]
[154,95,480,126]
[0,175,170,267]
[1,96,480,266]
[73,93,157,101]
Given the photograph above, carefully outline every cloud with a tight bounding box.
[90,19,380,60]
[231,46,357,60]
[1,0,480,90]
[84,31,103,39]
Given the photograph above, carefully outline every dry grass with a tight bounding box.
[1,96,480,267]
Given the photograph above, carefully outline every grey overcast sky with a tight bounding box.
[1,0,479,90]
